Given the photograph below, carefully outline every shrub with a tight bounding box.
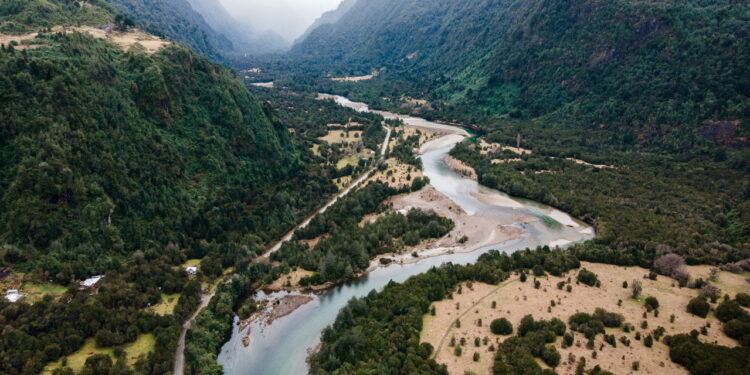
[622,281,628,288]
[687,297,710,318]
[736,293,750,308]
[491,318,513,335]
[644,335,654,347]
[631,279,642,298]
[716,300,746,322]
[563,333,574,347]
[645,297,660,311]
[541,346,561,367]
[700,284,722,302]
[454,346,462,356]
[577,269,599,287]
[473,352,480,362]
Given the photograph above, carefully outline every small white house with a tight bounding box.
[185,266,198,275]
[80,275,104,289]
[4,289,22,303]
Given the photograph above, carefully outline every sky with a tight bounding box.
[219,0,344,42]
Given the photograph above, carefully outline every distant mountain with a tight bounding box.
[293,0,750,142]
[295,0,358,45]
[185,0,288,55]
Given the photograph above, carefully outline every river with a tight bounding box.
[216,95,594,374]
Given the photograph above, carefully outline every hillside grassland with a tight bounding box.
[421,262,747,375]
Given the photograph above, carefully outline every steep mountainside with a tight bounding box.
[293,0,750,146]
[0,1,331,281]
[295,0,359,45]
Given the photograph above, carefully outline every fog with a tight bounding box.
[219,0,344,42]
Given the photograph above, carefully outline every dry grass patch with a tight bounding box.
[43,334,155,374]
[148,293,180,316]
[367,158,423,190]
[421,262,744,375]
[267,269,316,291]
[52,26,169,54]
[319,130,364,144]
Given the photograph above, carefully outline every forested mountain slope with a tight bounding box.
[295,0,359,45]
[106,0,233,61]
[0,1,331,282]
[293,0,750,146]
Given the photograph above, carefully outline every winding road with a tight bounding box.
[173,124,392,374]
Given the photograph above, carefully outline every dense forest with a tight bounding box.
[105,0,232,62]
[290,0,749,149]
[0,31,332,281]
[0,1,333,374]
[450,140,750,266]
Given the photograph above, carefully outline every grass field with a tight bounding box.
[43,334,155,374]
[421,262,746,375]
[319,130,363,144]
[336,150,374,169]
[148,293,180,316]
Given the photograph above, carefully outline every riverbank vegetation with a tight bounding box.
[312,254,750,375]
[307,247,580,374]
[271,182,453,284]
[450,140,750,267]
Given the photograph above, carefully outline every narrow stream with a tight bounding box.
[217,95,594,375]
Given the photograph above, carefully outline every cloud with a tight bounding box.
[219,0,344,41]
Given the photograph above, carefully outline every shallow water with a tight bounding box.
[217,96,593,375]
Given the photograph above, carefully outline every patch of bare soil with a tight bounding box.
[331,70,379,82]
[444,155,477,180]
[479,139,532,156]
[52,26,169,54]
[266,269,316,291]
[421,262,745,375]
[239,294,314,347]
[0,33,45,49]
[366,158,423,190]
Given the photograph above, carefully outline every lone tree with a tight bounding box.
[631,279,643,298]
[645,297,660,311]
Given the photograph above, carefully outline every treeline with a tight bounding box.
[307,246,580,374]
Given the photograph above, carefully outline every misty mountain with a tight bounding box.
[293,0,750,140]
[107,0,287,60]
[186,0,288,54]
